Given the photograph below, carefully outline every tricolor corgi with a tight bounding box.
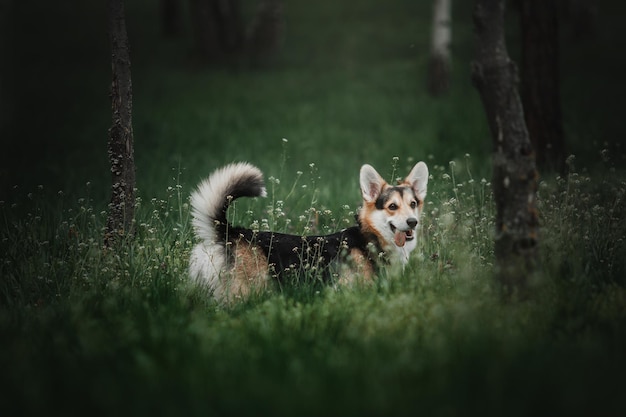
[189,161,429,303]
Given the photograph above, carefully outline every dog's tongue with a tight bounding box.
[394,230,407,247]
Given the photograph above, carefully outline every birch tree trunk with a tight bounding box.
[105,0,136,247]
[427,0,452,96]
[471,0,539,298]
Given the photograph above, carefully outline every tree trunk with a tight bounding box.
[188,0,244,65]
[563,0,597,41]
[471,0,539,298]
[219,0,245,58]
[105,0,136,247]
[247,0,284,68]
[189,0,221,61]
[427,0,452,96]
[520,0,567,174]
[161,0,182,38]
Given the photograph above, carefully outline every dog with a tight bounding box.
[189,161,429,302]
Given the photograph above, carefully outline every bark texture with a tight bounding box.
[105,0,136,247]
[471,0,539,297]
[520,0,566,173]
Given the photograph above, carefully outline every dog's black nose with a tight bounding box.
[407,218,418,228]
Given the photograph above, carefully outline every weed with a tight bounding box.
[2,145,626,417]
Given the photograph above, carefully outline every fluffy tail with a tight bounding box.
[190,162,267,244]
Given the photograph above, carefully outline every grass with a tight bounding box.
[2,154,625,416]
[2,0,626,416]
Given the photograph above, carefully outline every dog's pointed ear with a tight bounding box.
[360,164,385,203]
[405,162,429,201]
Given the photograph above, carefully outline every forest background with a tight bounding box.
[1,0,625,416]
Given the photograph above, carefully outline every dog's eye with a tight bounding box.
[410,201,417,209]
[388,203,398,211]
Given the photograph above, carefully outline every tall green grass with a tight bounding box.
[2,151,625,416]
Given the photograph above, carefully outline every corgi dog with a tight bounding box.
[189,161,429,302]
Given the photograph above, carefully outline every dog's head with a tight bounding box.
[359,162,429,260]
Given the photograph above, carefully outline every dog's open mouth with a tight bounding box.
[390,224,414,247]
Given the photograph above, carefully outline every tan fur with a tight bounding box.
[359,202,384,234]
[359,201,389,250]
[336,247,376,287]
[222,240,271,302]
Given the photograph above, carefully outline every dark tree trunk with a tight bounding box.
[471,0,539,298]
[188,0,244,64]
[105,0,136,247]
[189,0,221,61]
[161,0,182,38]
[247,0,284,68]
[563,0,597,41]
[520,0,567,174]
[219,0,245,58]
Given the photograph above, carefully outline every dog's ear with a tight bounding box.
[360,164,385,203]
[405,162,429,201]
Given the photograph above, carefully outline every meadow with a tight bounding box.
[2,1,626,416]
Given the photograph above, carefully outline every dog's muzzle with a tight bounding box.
[390,219,417,247]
